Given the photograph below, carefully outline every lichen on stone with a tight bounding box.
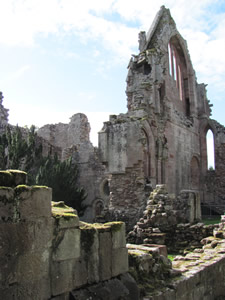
[51,201,78,219]
[104,221,124,232]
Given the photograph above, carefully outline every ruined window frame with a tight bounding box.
[168,41,183,101]
[206,129,215,170]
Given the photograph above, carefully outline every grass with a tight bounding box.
[202,216,221,225]
[168,254,176,261]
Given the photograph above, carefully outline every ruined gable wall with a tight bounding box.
[143,8,206,195]
[99,7,212,228]
[38,113,108,223]
[37,113,91,151]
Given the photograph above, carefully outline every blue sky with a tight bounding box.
[0,0,224,147]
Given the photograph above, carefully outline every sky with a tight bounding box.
[0,0,225,149]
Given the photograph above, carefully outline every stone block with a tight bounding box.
[28,218,53,251]
[51,292,70,300]
[51,260,75,296]
[18,186,52,220]
[15,251,51,299]
[53,228,80,261]
[0,224,27,286]
[8,170,27,186]
[110,222,126,249]
[112,247,128,277]
[56,215,79,229]
[0,171,14,187]
[143,244,168,257]
[80,228,99,284]
[120,273,140,300]
[17,276,51,300]
[0,286,18,300]
[99,230,112,280]
[72,258,88,289]
[0,187,15,222]
[16,252,50,282]
[71,277,130,300]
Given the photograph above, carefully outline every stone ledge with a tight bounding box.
[0,170,27,187]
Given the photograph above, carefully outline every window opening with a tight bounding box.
[178,65,183,100]
[95,201,104,216]
[206,129,215,170]
[186,98,190,117]
[173,51,177,81]
[168,39,187,102]
[103,180,110,196]
[144,63,151,75]
[168,43,172,76]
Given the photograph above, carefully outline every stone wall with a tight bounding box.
[0,170,131,300]
[37,113,108,223]
[37,113,91,151]
[127,185,215,253]
[202,120,225,214]
[98,6,215,226]
[106,161,148,231]
[127,224,225,300]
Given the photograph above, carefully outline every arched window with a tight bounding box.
[206,129,215,170]
[141,129,150,178]
[168,37,188,103]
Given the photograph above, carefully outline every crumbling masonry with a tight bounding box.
[1,6,225,229]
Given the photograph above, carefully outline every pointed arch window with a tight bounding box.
[168,39,186,102]
[206,129,215,170]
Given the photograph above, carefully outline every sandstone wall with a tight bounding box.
[127,185,216,253]
[37,113,90,150]
[127,224,225,300]
[202,120,225,213]
[0,170,130,300]
[98,6,213,227]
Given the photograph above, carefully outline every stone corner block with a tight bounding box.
[56,215,79,229]
[18,186,52,220]
[109,222,126,249]
[112,247,129,277]
[99,230,112,281]
[53,228,80,261]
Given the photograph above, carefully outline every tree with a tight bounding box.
[0,125,86,215]
[8,125,28,169]
[35,155,86,215]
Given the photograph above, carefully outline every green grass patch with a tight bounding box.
[202,217,221,225]
[168,254,176,261]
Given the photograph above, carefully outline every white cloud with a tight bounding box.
[11,65,31,79]
[1,65,31,85]
[77,91,96,102]
[0,0,224,101]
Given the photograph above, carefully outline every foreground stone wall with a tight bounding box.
[128,225,225,300]
[0,170,130,300]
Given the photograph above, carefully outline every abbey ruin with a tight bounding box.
[37,6,225,228]
[1,6,225,300]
